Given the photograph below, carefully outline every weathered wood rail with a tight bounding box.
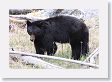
[9,50,99,68]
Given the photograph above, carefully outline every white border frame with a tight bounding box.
[0,0,108,78]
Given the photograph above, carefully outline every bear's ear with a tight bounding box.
[40,21,50,29]
[26,20,31,26]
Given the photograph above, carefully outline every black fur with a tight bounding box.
[27,15,89,60]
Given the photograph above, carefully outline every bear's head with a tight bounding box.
[26,20,49,42]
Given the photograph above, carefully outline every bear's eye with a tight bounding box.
[27,30,32,35]
[28,31,32,35]
[27,27,33,35]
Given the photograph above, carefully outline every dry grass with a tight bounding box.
[9,16,99,69]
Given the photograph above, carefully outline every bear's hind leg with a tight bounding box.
[81,30,89,56]
[70,41,81,60]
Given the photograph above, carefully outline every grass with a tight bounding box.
[9,28,35,53]
[9,16,99,69]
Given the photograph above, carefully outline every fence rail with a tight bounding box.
[9,50,99,68]
[84,48,99,62]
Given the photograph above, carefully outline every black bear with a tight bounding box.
[26,15,89,60]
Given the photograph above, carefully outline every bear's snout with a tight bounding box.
[30,34,35,42]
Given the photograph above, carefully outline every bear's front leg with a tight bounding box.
[43,34,57,56]
[34,40,44,55]
[46,42,57,56]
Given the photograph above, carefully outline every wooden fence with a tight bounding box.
[9,48,99,69]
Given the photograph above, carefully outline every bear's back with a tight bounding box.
[45,15,85,33]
